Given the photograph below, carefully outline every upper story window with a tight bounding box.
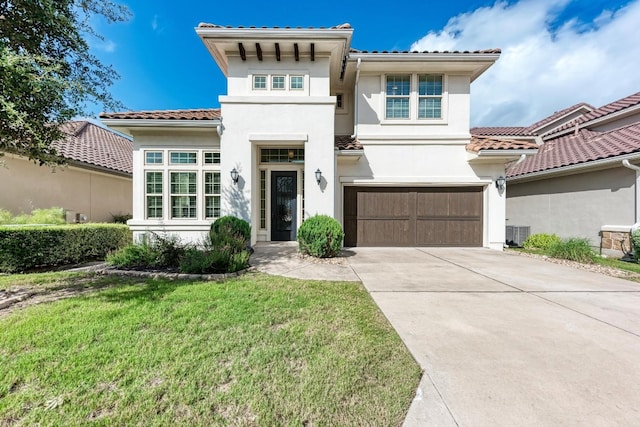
[170,151,197,164]
[253,75,267,90]
[290,75,304,90]
[418,75,443,119]
[385,75,411,119]
[272,75,286,90]
[145,151,163,165]
[336,93,344,109]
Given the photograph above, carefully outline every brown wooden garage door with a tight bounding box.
[344,187,483,247]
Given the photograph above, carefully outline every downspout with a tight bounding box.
[351,58,362,139]
[513,154,526,166]
[622,159,640,223]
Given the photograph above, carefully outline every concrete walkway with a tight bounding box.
[251,245,640,426]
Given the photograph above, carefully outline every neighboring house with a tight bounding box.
[474,92,640,254]
[101,23,537,248]
[0,121,133,223]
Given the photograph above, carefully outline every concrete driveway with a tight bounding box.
[348,247,640,426]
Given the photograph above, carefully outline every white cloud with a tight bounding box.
[151,14,159,31]
[411,0,640,126]
[95,39,117,53]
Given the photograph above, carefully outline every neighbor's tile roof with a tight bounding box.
[467,135,538,153]
[470,126,535,137]
[507,123,640,178]
[546,92,640,137]
[525,102,594,133]
[198,23,352,30]
[335,135,363,150]
[99,109,221,121]
[55,121,132,175]
[350,48,501,55]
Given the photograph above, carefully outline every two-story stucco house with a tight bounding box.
[101,23,537,249]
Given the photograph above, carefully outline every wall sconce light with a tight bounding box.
[495,176,506,191]
[315,169,322,184]
[230,168,239,184]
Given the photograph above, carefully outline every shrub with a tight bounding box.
[632,228,640,261]
[0,224,131,273]
[522,233,562,250]
[211,216,251,241]
[106,243,157,268]
[111,213,133,224]
[178,246,249,274]
[0,207,66,225]
[151,234,187,268]
[297,215,344,258]
[548,238,596,263]
[0,209,12,224]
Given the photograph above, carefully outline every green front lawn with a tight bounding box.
[0,272,420,426]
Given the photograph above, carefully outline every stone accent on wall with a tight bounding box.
[600,226,632,253]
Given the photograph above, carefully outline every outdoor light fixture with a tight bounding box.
[230,168,239,184]
[315,169,322,184]
[495,176,506,191]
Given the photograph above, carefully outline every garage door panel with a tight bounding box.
[359,191,410,218]
[344,187,483,247]
[417,191,449,217]
[359,219,410,246]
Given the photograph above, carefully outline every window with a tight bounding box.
[204,152,220,164]
[170,172,197,218]
[290,75,304,90]
[272,75,285,90]
[170,152,197,164]
[204,172,221,219]
[145,151,163,165]
[260,170,266,229]
[386,75,410,119]
[418,75,443,119]
[145,172,163,219]
[260,148,304,163]
[336,93,344,109]
[253,75,267,90]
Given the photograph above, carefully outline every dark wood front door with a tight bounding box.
[344,187,483,247]
[271,171,297,241]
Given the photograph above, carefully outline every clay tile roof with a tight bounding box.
[334,135,363,150]
[55,121,132,175]
[467,135,539,153]
[470,126,535,137]
[99,109,221,121]
[197,23,352,30]
[507,122,640,178]
[547,92,640,137]
[525,102,594,132]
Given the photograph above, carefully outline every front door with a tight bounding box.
[271,171,297,241]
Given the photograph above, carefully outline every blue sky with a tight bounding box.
[90,0,640,126]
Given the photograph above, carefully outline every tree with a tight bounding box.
[0,0,130,164]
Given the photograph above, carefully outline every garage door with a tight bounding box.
[343,187,483,247]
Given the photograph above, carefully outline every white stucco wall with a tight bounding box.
[0,153,132,222]
[506,166,635,247]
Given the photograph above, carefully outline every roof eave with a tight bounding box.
[467,149,538,163]
[101,118,221,136]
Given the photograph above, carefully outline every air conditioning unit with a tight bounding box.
[506,225,530,247]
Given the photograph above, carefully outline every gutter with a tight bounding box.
[351,57,361,139]
[101,119,221,129]
[623,160,640,223]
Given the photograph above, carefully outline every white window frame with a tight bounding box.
[290,75,304,90]
[203,151,221,165]
[204,171,221,220]
[170,171,198,219]
[145,171,163,219]
[144,151,163,165]
[385,74,411,120]
[381,74,448,123]
[169,151,197,165]
[253,75,267,90]
[418,74,443,120]
[271,75,286,90]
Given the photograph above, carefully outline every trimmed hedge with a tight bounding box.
[297,215,344,258]
[0,224,132,273]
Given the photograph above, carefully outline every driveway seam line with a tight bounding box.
[424,371,460,426]
[418,248,640,340]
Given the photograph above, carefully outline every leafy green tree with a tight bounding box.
[0,0,130,164]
